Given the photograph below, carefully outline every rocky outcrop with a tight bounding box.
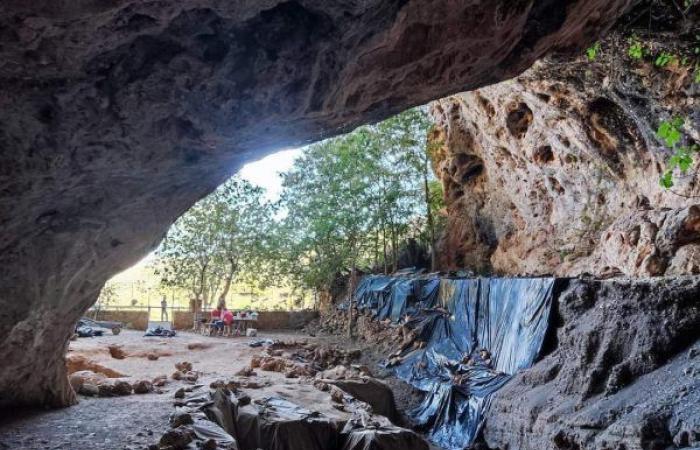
[430,7,700,276]
[0,1,632,408]
[482,277,700,450]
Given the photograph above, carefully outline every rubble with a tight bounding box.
[133,379,154,394]
[169,411,194,427]
[107,345,127,359]
[97,379,133,397]
[171,362,199,383]
[158,427,194,449]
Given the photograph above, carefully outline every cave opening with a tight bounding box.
[1,1,699,449]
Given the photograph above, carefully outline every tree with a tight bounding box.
[94,281,118,319]
[155,177,274,318]
[269,107,440,333]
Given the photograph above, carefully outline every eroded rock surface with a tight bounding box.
[482,277,700,450]
[430,12,700,276]
[0,0,632,408]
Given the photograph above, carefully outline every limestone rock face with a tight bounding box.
[482,277,700,450]
[430,29,700,276]
[0,1,632,408]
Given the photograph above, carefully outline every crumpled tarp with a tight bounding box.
[325,379,399,423]
[352,274,441,321]
[144,326,176,337]
[340,414,429,450]
[75,326,103,337]
[236,397,340,450]
[353,275,554,449]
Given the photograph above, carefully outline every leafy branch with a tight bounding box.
[658,117,699,188]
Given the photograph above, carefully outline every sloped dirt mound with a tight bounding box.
[65,354,125,378]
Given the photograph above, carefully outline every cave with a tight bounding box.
[1,1,699,449]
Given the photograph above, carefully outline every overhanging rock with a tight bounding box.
[0,0,633,408]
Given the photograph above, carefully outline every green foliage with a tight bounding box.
[156,109,440,296]
[586,42,601,62]
[95,282,118,311]
[155,177,275,307]
[695,65,700,84]
[657,117,684,148]
[270,108,438,291]
[628,37,645,60]
[654,52,676,67]
[657,117,700,188]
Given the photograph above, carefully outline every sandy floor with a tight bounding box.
[0,329,314,450]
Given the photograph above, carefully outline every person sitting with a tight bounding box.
[210,306,224,336]
[222,308,234,336]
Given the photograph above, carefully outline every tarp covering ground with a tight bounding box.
[352,274,555,449]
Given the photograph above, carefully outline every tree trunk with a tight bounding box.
[382,219,388,274]
[347,265,358,339]
[423,161,437,271]
[219,259,237,301]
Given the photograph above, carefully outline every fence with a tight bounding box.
[89,308,319,331]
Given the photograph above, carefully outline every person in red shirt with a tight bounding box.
[222,308,234,336]
[210,306,223,336]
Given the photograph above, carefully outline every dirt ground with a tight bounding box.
[0,329,315,450]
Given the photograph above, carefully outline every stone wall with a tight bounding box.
[91,310,149,331]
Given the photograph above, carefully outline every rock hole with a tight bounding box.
[506,102,533,139]
[533,145,554,165]
[547,177,565,195]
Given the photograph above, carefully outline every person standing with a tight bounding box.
[161,296,169,322]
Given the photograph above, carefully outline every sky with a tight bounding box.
[112,149,303,280]
[238,148,303,201]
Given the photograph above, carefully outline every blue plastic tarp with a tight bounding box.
[352,275,554,449]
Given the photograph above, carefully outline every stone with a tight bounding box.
[201,439,218,450]
[329,386,345,404]
[175,362,193,372]
[79,383,100,397]
[99,380,133,396]
[107,345,127,360]
[133,380,154,394]
[235,367,255,377]
[153,375,169,387]
[68,370,106,393]
[184,371,199,382]
[169,411,194,428]
[0,0,630,408]
[159,427,194,449]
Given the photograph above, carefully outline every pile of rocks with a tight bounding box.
[246,340,365,380]
[171,361,199,383]
[68,370,155,397]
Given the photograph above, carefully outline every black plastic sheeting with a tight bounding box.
[352,275,554,450]
[353,274,441,322]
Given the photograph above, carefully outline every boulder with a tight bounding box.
[133,379,154,394]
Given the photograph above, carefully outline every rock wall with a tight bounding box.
[0,0,633,408]
[430,12,700,277]
[482,277,700,450]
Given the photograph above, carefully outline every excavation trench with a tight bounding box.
[134,273,699,450]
